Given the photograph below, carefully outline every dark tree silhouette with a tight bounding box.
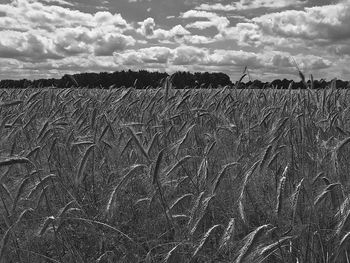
[0,70,349,89]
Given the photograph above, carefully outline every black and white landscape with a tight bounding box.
[1,1,350,263]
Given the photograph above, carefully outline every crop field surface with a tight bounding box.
[1,87,350,262]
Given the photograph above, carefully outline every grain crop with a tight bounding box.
[0,81,349,262]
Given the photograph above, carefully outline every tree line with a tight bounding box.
[0,70,231,89]
[0,70,349,89]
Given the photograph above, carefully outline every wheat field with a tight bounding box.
[0,82,350,262]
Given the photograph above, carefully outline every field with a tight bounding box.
[1,84,350,263]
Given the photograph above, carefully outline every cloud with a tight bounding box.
[53,27,94,56]
[268,52,332,70]
[304,56,332,70]
[0,30,62,61]
[0,0,136,62]
[113,46,211,67]
[215,1,350,51]
[181,10,229,31]
[196,0,303,11]
[329,43,350,56]
[207,49,264,68]
[0,51,133,78]
[39,0,74,6]
[93,11,130,28]
[153,25,191,39]
[0,0,130,31]
[205,49,330,72]
[181,34,215,44]
[172,46,209,65]
[195,3,237,11]
[136,16,214,44]
[94,34,136,56]
[271,54,293,68]
[137,17,155,36]
[137,17,191,40]
[252,3,350,42]
[221,23,263,46]
[114,46,172,65]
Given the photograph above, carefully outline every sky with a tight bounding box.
[0,0,350,81]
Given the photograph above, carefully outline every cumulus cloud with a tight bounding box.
[271,54,294,68]
[0,0,136,62]
[207,49,264,68]
[154,25,191,40]
[0,30,62,61]
[222,23,262,46]
[137,17,191,41]
[252,3,350,41]
[137,17,155,37]
[0,1,130,31]
[53,27,92,55]
[172,46,209,65]
[94,34,136,56]
[137,17,214,44]
[215,0,350,50]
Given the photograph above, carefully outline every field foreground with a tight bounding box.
[1,87,350,262]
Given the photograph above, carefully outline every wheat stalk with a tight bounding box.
[192,224,221,259]
[275,165,289,217]
[219,217,235,252]
[236,224,270,263]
